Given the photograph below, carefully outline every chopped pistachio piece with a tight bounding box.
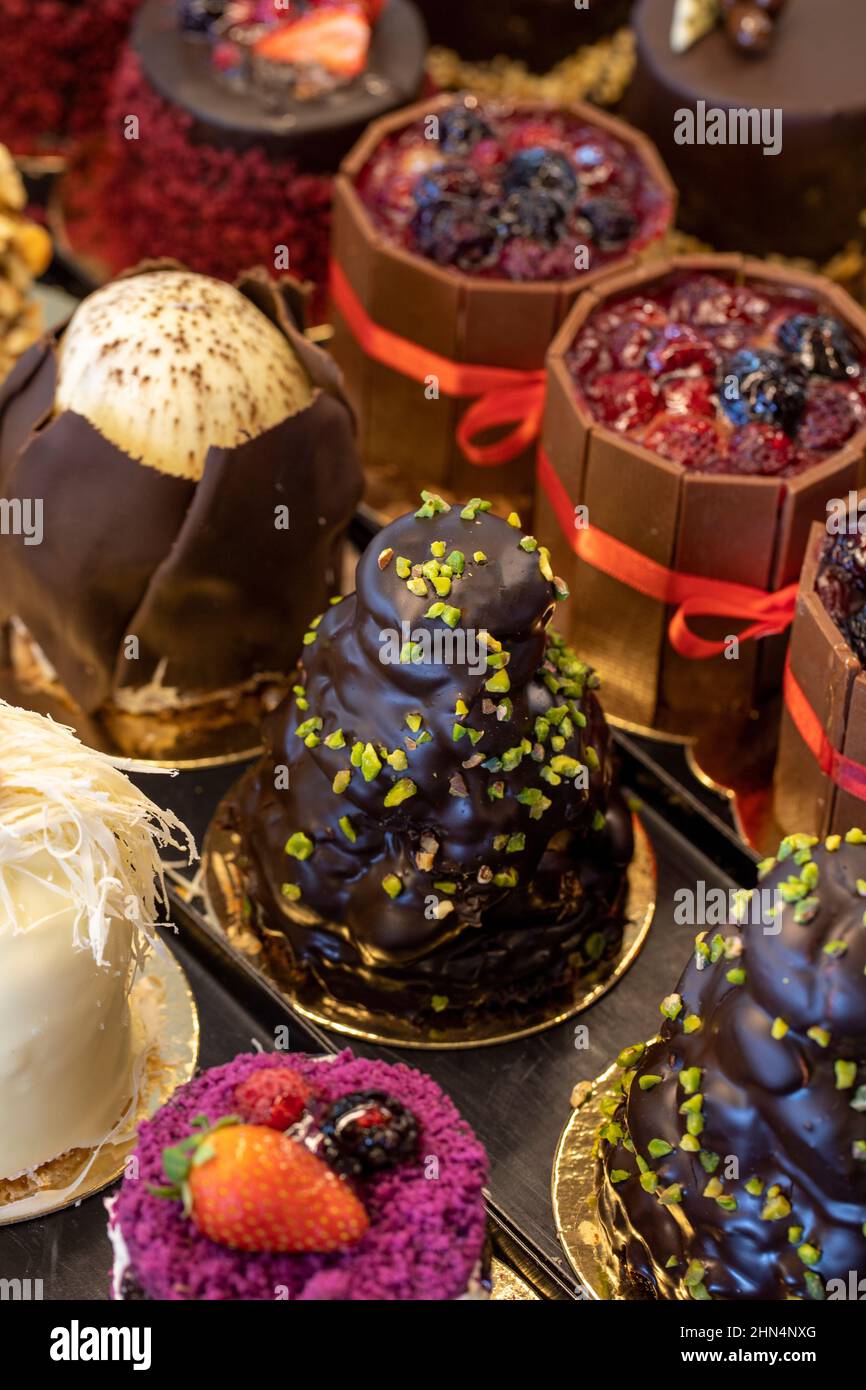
[332,770,351,795]
[382,874,403,899]
[285,832,313,861]
[660,993,683,1021]
[384,778,417,808]
[280,883,301,902]
[441,605,461,629]
[360,743,382,782]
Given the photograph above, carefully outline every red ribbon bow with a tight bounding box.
[537,448,798,660]
[329,260,546,466]
[784,657,866,802]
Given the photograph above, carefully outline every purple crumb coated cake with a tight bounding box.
[108,1050,489,1301]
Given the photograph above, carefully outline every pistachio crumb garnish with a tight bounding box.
[285,832,313,861]
[384,778,417,808]
[382,874,403,898]
[338,815,356,843]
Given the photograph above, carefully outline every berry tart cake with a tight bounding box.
[58,0,427,311]
[0,0,138,159]
[107,1049,490,1300]
[774,503,866,838]
[622,0,866,261]
[0,263,361,758]
[592,831,866,1300]
[222,495,634,1033]
[332,92,674,514]
[537,255,866,735]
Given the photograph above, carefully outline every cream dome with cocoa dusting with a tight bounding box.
[54,270,314,480]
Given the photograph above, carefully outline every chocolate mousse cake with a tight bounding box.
[0,263,362,754]
[107,1048,490,1300]
[622,0,866,260]
[595,832,866,1300]
[0,0,139,157]
[226,495,634,1028]
[62,0,427,306]
[0,702,193,1207]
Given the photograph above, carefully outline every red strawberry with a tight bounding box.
[234,1067,315,1130]
[255,7,371,77]
[153,1120,369,1253]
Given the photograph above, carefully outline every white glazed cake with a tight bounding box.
[0,702,193,1183]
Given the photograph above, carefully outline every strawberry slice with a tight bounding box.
[255,7,371,77]
[152,1118,369,1253]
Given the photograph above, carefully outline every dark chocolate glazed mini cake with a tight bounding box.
[228,495,633,1026]
[595,831,866,1300]
[0,263,362,750]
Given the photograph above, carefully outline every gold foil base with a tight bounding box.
[491,1256,540,1301]
[201,800,656,1050]
[551,1056,629,1300]
[0,942,199,1225]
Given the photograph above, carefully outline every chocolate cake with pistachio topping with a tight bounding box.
[595,831,866,1300]
[229,494,633,1025]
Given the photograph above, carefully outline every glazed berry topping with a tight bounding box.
[718,348,807,435]
[356,102,671,282]
[234,1067,316,1130]
[777,313,860,380]
[799,385,860,452]
[503,148,579,204]
[818,533,866,664]
[412,168,501,271]
[643,414,723,468]
[317,1090,419,1178]
[438,106,494,156]
[646,323,717,376]
[588,370,659,431]
[499,187,566,246]
[578,196,638,250]
[570,273,866,475]
[727,423,792,475]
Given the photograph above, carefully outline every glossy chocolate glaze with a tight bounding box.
[596,835,866,1300]
[0,264,362,713]
[230,501,633,1023]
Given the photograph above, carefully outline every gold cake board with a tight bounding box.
[201,793,656,1049]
